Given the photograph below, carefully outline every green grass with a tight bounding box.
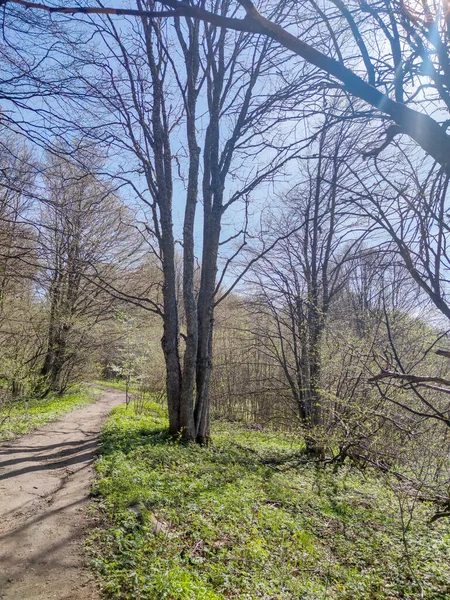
[94,379,131,392]
[0,386,99,442]
[91,402,450,599]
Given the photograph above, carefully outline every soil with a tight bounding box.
[0,388,124,600]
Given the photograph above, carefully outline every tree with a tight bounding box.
[3,0,450,170]
[247,116,362,452]
[0,133,40,398]
[0,132,36,311]
[37,153,136,394]
[35,0,310,442]
[348,151,450,322]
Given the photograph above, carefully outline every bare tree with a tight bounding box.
[37,152,135,394]
[0,132,36,311]
[37,1,311,442]
[0,132,43,401]
[3,0,450,169]
[247,116,363,452]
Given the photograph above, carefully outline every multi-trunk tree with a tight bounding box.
[49,1,310,442]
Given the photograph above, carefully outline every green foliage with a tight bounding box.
[94,379,132,393]
[91,404,450,599]
[0,386,98,441]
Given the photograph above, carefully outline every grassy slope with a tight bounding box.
[0,386,99,442]
[91,401,450,600]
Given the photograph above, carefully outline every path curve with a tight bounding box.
[0,388,124,600]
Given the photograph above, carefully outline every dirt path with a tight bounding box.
[0,388,124,600]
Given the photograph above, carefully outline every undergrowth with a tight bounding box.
[0,386,98,442]
[90,401,450,599]
[94,379,132,393]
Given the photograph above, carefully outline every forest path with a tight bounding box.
[0,387,124,600]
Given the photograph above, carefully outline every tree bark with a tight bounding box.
[141,9,182,435]
[178,16,200,441]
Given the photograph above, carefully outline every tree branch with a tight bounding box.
[369,368,450,391]
[3,0,450,170]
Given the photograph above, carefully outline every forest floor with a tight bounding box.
[0,387,124,600]
[2,388,450,599]
[91,398,450,600]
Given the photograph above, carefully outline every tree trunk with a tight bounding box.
[160,243,183,436]
[178,16,200,441]
[194,205,221,444]
[140,9,183,437]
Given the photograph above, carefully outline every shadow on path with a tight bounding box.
[0,388,125,600]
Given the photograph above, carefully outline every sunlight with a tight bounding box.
[403,0,450,25]
[1,0,450,597]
